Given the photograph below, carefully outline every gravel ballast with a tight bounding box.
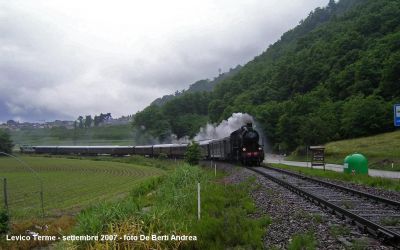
[203,161,395,249]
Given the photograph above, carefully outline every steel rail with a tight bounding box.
[262,165,400,208]
[247,167,400,246]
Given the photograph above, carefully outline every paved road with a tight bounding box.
[264,154,400,179]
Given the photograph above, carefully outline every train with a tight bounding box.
[20,123,264,166]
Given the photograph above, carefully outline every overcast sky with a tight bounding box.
[0,0,327,123]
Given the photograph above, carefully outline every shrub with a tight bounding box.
[184,141,201,165]
[158,152,168,160]
[0,129,13,155]
[0,209,9,234]
[288,231,316,250]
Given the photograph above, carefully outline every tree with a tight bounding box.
[341,95,391,138]
[94,115,101,127]
[85,115,93,128]
[77,116,84,128]
[184,141,201,165]
[328,0,336,10]
[132,105,172,142]
[380,50,400,99]
[0,129,13,154]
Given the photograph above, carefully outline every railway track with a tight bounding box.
[248,165,400,246]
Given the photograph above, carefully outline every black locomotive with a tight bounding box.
[208,122,264,165]
[20,123,264,166]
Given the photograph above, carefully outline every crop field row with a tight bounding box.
[0,156,164,219]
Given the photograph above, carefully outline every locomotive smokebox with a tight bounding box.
[246,122,253,127]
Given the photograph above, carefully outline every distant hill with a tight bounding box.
[151,65,242,106]
[133,0,400,151]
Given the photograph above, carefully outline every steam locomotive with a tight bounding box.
[20,123,264,166]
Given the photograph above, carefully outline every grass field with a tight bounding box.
[287,130,400,171]
[10,124,136,149]
[0,156,164,219]
[0,156,269,249]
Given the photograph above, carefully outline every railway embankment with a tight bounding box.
[270,163,400,193]
[266,154,400,179]
[214,162,395,249]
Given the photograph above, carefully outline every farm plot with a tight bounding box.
[0,156,164,219]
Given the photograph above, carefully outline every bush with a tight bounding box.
[0,129,13,155]
[158,153,168,160]
[0,209,9,234]
[288,231,316,250]
[184,141,201,165]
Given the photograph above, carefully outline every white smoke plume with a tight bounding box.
[170,134,190,144]
[194,113,255,141]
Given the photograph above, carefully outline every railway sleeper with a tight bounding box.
[250,167,400,246]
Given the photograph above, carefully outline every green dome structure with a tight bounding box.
[343,153,368,175]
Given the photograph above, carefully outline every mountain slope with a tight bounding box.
[133,0,400,151]
[209,0,399,152]
[151,65,241,107]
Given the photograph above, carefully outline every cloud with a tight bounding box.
[0,0,327,122]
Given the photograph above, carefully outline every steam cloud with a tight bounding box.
[194,113,255,141]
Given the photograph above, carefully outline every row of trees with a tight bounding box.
[74,113,112,129]
[132,92,211,142]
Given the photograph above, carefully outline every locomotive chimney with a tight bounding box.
[246,122,253,127]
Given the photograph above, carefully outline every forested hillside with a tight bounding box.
[133,92,211,142]
[151,65,242,106]
[133,0,400,152]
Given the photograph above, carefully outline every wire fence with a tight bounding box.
[0,153,44,223]
[0,178,43,220]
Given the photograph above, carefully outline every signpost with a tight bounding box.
[309,146,325,171]
[394,104,400,127]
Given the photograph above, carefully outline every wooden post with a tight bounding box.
[197,182,201,220]
[3,178,9,215]
[40,188,44,219]
[214,163,216,177]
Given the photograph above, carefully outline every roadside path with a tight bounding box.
[264,154,400,179]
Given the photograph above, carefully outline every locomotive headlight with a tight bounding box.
[259,147,262,151]
[242,147,246,151]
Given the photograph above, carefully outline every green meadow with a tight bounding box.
[10,124,136,149]
[0,156,164,219]
[0,155,268,249]
[287,130,400,171]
